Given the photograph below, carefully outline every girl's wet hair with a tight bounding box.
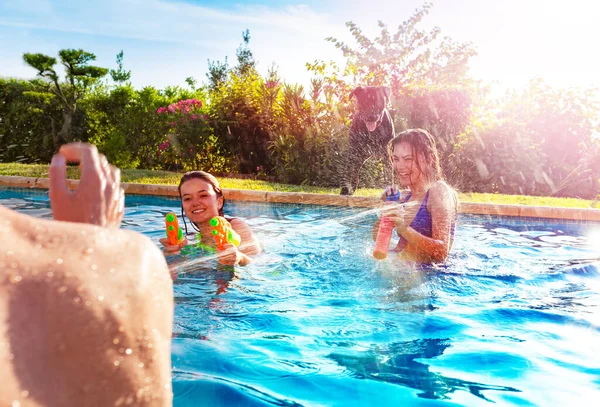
[387,128,442,184]
[178,171,224,235]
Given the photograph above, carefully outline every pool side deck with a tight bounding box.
[2,175,600,222]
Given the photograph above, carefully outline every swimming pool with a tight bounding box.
[2,187,600,406]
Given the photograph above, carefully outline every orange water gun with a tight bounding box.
[209,216,241,250]
[165,212,184,245]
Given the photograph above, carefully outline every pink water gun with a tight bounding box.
[373,187,401,260]
[373,216,395,260]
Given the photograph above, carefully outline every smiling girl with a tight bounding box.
[374,129,459,263]
[160,171,261,266]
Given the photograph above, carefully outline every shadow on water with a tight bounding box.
[172,370,305,407]
[328,338,520,402]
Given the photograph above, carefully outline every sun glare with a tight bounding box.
[586,228,600,254]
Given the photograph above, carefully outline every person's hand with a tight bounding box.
[381,203,408,234]
[217,243,242,266]
[380,185,399,201]
[49,142,125,228]
[159,238,188,254]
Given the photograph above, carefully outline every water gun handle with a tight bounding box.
[210,216,241,250]
[165,212,184,245]
[373,215,395,260]
[385,187,401,202]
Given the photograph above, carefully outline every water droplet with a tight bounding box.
[147,343,153,349]
[58,286,67,293]
[84,247,94,255]
[84,300,92,307]
[47,271,54,278]
[73,296,81,304]
[12,400,20,407]
[6,250,14,256]
[10,263,18,269]
[90,264,98,270]
[56,258,64,265]
[20,390,29,398]
[109,268,116,274]
[9,275,22,284]
[113,338,120,345]
[114,360,120,366]
[118,326,125,333]
[97,295,104,302]
[138,362,144,368]
[125,348,132,355]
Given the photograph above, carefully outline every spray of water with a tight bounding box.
[168,200,424,277]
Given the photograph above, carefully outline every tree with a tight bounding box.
[206,57,228,92]
[234,29,256,77]
[23,49,108,150]
[323,3,477,93]
[0,78,60,162]
[455,80,600,198]
[307,2,481,188]
[109,50,131,83]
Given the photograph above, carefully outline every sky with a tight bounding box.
[1,0,599,93]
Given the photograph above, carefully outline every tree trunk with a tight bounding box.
[55,109,73,151]
[46,116,57,155]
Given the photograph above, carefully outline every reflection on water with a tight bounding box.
[328,338,520,401]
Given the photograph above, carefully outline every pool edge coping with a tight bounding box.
[2,175,600,222]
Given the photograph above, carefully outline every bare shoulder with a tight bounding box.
[229,217,261,255]
[1,207,170,292]
[0,208,173,406]
[229,217,249,229]
[229,217,255,238]
[429,181,458,210]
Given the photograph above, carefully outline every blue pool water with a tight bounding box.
[2,187,600,406]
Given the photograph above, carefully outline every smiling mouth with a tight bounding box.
[191,209,205,215]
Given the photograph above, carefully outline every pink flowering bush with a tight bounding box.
[155,98,230,172]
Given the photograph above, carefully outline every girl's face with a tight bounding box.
[391,141,424,188]
[180,178,223,224]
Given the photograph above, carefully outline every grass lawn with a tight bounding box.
[1,163,598,209]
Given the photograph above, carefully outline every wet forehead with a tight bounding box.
[392,142,413,157]
[180,178,215,196]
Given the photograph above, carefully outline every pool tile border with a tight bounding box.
[2,175,600,222]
